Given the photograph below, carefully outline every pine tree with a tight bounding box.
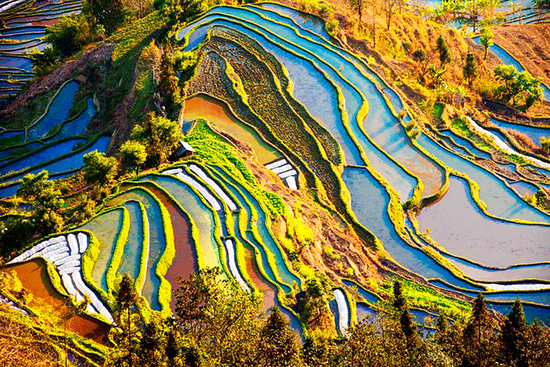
[501,298,528,366]
[107,274,141,367]
[257,307,301,367]
[400,309,421,349]
[462,294,497,367]
[436,35,451,67]
[139,319,164,367]
[463,52,478,87]
[393,281,406,311]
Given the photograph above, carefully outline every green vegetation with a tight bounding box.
[120,141,148,174]
[83,150,119,186]
[480,25,494,60]
[84,0,128,35]
[130,112,184,167]
[494,65,543,112]
[463,52,478,87]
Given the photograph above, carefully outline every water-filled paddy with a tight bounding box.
[342,165,485,291]
[0,138,84,176]
[211,166,300,288]
[45,98,95,142]
[490,118,550,147]
[107,188,168,311]
[143,174,222,270]
[116,201,145,284]
[256,3,332,41]
[120,181,198,303]
[26,81,79,141]
[243,243,277,310]
[417,134,550,223]
[209,167,293,293]
[438,130,493,159]
[342,279,379,304]
[225,6,445,198]
[445,255,550,282]
[78,208,125,292]
[417,176,550,268]
[183,95,281,164]
[180,14,419,199]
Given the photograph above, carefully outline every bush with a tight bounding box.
[45,15,90,57]
[82,150,119,186]
[120,140,147,173]
[131,112,183,167]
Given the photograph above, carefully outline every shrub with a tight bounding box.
[120,140,147,173]
[82,150,119,186]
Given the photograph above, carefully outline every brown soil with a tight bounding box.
[0,43,116,128]
[0,259,110,344]
[494,23,550,90]
[492,23,550,117]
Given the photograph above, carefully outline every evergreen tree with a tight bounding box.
[400,308,421,349]
[463,52,478,87]
[107,274,141,367]
[139,319,165,367]
[393,280,406,311]
[501,298,528,366]
[257,307,301,367]
[436,35,451,67]
[462,294,497,367]
[480,25,494,60]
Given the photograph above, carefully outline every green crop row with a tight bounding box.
[104,206,131,296]
[215,26,343,168]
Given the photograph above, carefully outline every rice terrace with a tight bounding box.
[0,0,549,365]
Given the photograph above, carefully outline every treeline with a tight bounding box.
[105,269,550,367]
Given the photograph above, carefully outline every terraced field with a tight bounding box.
[2,1,550,339]
[0,0,82,102]
[0,78,110,199]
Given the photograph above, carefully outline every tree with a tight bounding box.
[131,112,183,167]
[17,171,63,213]
[348,0,365,22]
[436,35,451,67]
[533,0,549,8]
[480,25,494,60]
[83,0,126,35]
[500,298,528,366]
[412,49,426,63]
[524,320,550,365]
[45,15,88,58]
[161,0,203,24]
[462,294,497,367]
[107,274,141,367]
[158,52,181,115]
[174,267,262,365]
[120,141,147,174]
[541,136,550,152]
[82,150,118,186]
[301,277,329,323]
[30,46,58,76]
[463,52,478,87]
[257,307,302,367]
[494,65,543,110]
[139,318,165,367]
[393,280,406,311]
[383,0,404,31]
